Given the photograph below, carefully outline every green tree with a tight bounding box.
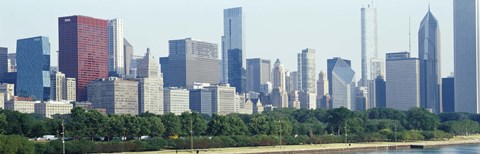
[248,114,270,135]
[146,116,165,137]
[326,107,354,135]
[406,108,440,130]
[179,112,208,136]
[162,113,181,138]
[0,113,6,134]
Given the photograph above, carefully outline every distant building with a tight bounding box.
[453,0,480,113]
[442,77,454,113]
[123,38,133,77]
[374,75,386,108]
[271,59,288,108]
[246,58,271,92]
[222,7,244,83]
[317,71,329,109]
[5,101,38,114]
[252,99,264,114]
[298,49,316,109]
[288,90,301,109]
[7,53,16,73]
[34,101,73,118]
[328,57,356,110]
[160,38,220,88]
[59,15,108,101]
[164,87,190,115]
[360,3,379,86]
[189,87,213,115]
[50,72,76,102]
[0,83,14,103]
[87,77,138,115]
[228,49,245,93]
[0,93,3,109]
[138,49,164,115]
[386,52,420,111]
[108,19,125,76]
[0,47,7,82]
[419,8,442,113]
[211,84,236,115]
[16,36,50,101]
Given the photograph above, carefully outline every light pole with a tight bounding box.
[344,125,348,145]
[190,113,194,153]
[62,119,65,154]
[394,122,397,143]
[279,120,282,148]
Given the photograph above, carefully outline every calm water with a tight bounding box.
[346,144,480,154]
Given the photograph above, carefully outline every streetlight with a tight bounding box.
[344,125,348,145]
[62,119,65,154]
[190,113,194,153]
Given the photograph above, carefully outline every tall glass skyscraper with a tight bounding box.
[419,8,442,113]
[222,7,244,83]
[246,58,271,92]
[453,0,480,113]
[108,19,125,76]
[297,48,316,93]
[16,36,50,100]
[228,49,244,93]
[328,57,356,110]
[361,3,379,86]
[58,15,109,101]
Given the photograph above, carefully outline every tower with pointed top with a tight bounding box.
[138,48,164,114]
[419,7,442,113]
[271,59,288,108]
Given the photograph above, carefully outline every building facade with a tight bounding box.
[386,52,420,111]
[87,77,138,115]
[59,15,109,101]
[138,49,164,114]
[211,84,236,115]
[222,7,244,83]
[16,36,50,101]
[228,49,245,93]
[453,0,480,113]
[123,38,133,77]
[0,47,7,83]
[164,88,190,115]
[34,101,73,118]
[419,8,442,113]
[246,58,271,92]
[271,59,288,108]
[160,38,220,88]
[442,77,454,113]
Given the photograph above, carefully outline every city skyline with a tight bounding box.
[0,0,455,79]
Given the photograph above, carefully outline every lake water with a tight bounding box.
[346,144,480,154]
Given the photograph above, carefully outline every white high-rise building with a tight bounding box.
[361,2,378,86]
[386,52,420,111]
[297,49,316,109]
[271,59,288,108]
[64,78,76,101]
[108,19,125,75]
[211,84,236,115]
[50,72,76,102]
[164,88,190,115]
[138,49,164,114]
[453,0,480,113]
[222,7,244,83]
[330,58,356,110]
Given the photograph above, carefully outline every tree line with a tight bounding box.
[1,107,480,153]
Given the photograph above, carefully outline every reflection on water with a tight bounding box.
[345,144,480,154]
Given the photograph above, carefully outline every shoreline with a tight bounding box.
[134,135,480,154]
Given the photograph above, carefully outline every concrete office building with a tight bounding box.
[453,0,480,113]
[317,71,330,109]
[164,88,190,115]
[34,101,73,118]
[211,84,236,115]
[51,72,76,102]
[0,83,14,102]
[16,36,50,101]
[8,53,16,72]
[297,49,316,109]
[5,101,38,114]
[64,78,76,101]
[386,52,420,111]
[442,77,454,113]
[108,19,125,76]
[160,38,220,88]
[222,7,244,83]
[59,15,108,101]
[138,49,163,114]
[246,58,271,92]
[189,88,213,115]
[328,58,356,110]
[129,55,143,78]
[374,75,386,108]
[419,8,442,113]
[88,77,138,115]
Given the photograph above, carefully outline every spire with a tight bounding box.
[428,3,431,12]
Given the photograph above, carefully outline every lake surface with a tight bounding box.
[347,144,480,154]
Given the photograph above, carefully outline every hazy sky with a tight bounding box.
[0,0,454,79]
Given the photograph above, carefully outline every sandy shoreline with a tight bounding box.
[132,135,480,154]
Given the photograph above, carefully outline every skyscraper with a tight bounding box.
[297,48,316,93]
[228,49,245,93]
[328,57,356,110]
[88,77,138,115]
[317,71,329,109]
[16,36,50,100]
[222,7,244,83]
[442,77,454,113]
[386,52,420,111]
[124,38,133,77]
[246,58,271,92]
[50,71,65,101]
[419,8,442,113]
[164,87,190,115]
[59,15,108,101]
[0,48,7,83]
[375,75,386,108]
[160,38,220,88]
[108,19,125,76]
[361,2,378,86]
[328,58,352,95]
[271,59,288,108]
[138,49,164,115]
[453,0,480,113]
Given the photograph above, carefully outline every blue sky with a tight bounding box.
[0,0,454,78]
